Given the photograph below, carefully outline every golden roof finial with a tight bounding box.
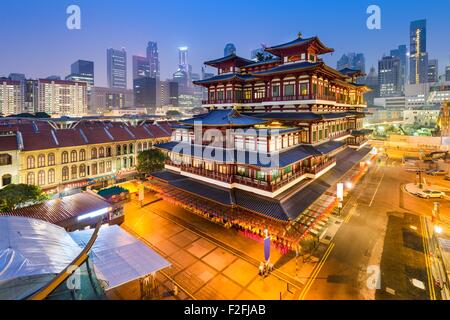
[297,31,303,39]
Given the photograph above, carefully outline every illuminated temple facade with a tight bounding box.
[153,35,372,226]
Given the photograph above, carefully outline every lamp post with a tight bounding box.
[337,182,344,216]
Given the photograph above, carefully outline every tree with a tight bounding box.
[166,110,182,118]
[299,236,318,262]
[35,112,51,119]
[0,184,48,212]
[136,149,168,175]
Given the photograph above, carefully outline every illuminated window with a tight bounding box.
[71,165,77,179]
[62,166,69,181]
[99,162,105,174]
[79,149,86,161]
[48,153,55,166]
[0,154,12,166]
[27,156,35,169]
[71,150,77,162]
[92,163,98,175]
[48,169,55,184]
[99,147,105,158]
[61,151,69,164]
[37,170,45,186]
[79,164,86,177]
[91,148,97,159]
[37,154,45,168]
[106,161,112,172]
[27,172,35,185]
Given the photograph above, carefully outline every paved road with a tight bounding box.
[301,159,448,300]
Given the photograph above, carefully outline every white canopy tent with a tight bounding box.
[0,216,170,299]
[70,225,171,290]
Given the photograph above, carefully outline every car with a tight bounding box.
[426,169,447,176]
[415,189,445,199]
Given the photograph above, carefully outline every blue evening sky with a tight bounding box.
[0,0,449,88]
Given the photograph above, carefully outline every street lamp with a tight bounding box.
[434,225,443,234]
[345,181,353,190]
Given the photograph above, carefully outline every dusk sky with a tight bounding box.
[1,0,449,88]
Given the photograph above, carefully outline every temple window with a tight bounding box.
[272,85,280,97]
[244,89,252,100]
[256,171,267,181]
[284,84,295,96]
[300,83,309,96]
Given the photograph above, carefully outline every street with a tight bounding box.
[301,159,449,300]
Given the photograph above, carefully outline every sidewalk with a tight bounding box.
[423,217,450,300]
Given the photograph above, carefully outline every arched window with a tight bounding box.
[48,169,55,184]
[116,145,121,156]
[37,170,45,186]
[91,148,97,159]
[27,156,35,169]
[138,143,142,152]
[123,158,128,168]
[92,163,98,175]
[71,150,77,162]
[143,142,148,150]
[62,166,69,181]
[129,144,134,154]
[79,149,86,161]
[79,164,86,178]
[48,153,55,166]
[129,157,134,167]
[61,151,69,164]
[71,165,77,179]
[106,161,112,172]
[37,154,45,168]
[27,172,35,185]
[99,162,105,174]
[99,147,105,158]
[2,174,12,187]
[106,146,112,157]
[122,144,128,155]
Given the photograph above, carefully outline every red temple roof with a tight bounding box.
[265,36,334,57]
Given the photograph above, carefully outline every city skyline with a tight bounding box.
[1,0,450,88]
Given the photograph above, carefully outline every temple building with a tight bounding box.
[150,34,374,247]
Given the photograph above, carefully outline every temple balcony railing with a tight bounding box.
[166,160,310,192]
[202,94,365,106]
[305,157,336,175]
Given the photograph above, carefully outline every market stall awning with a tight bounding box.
[70,225,171,290]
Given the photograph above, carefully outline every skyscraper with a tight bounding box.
[362,66,379,105]
[178,47,189,71]
[66,60,94,85]
[147,41,160,79]
[337,53,365,73]
[107,48,127,89]
[132,55,150,80]
[410,19,428,84]
[390,45,407,92]
[133,77,157,108]
[224,43,236,56]
[446,66,450,82]
[378,56,402,97]
[427,59,439,83]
